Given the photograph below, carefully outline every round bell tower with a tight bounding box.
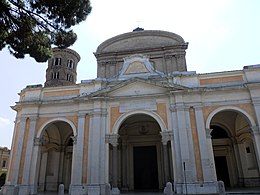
[44,48,81,87]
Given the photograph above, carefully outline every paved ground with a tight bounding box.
[15,187,260,194]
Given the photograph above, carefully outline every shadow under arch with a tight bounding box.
[111,110,168,134]
[206,106,260,188]
[36,117,76,193]
[205,106,256,130]
[36,117,77,138]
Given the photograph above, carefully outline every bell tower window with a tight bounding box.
[67,59,74,69]
[67,74,73,81]
[52,72,59,79]
[53,58,61,66]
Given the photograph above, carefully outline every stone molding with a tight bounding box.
[205,128,213,139]
[251,125,260,135]
[71,135,77,145]
[105,134,119,147]
[161,131,174,144]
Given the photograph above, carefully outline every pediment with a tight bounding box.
[118,54,163,79]
[89,78,185,98]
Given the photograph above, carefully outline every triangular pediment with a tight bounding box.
[89,78,186,98]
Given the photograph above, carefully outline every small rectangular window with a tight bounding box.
[246,147,251,153]
[2,160,6,168]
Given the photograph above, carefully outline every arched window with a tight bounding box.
[67,74,73,81]
[52,72,59,79]
[67,59,74,69]
[53,58,61,66]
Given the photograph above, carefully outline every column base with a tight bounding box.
[87,184,101,195]
[174,181,223,194]
[18,185,30,195]
[1,184,20,195]
[69,184,84,195]
[111,187,120,194]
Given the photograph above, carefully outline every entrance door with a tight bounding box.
[133,146,159,190]
[214,156,230,187]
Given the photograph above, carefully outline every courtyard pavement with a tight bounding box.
[18,187,260,195]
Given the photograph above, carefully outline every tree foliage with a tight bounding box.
[0,0,92,62]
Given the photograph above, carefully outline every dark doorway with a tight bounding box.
[133,146,159,190]
[214,156,230,187]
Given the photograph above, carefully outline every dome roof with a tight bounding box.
[96,30,186,54]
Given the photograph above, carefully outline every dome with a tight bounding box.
[96,30,186,54]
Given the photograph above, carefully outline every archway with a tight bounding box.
[108,113,173,192]
[37,120,74,192]
[209,110,259,188]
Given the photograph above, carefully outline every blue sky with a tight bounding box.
[0,0,260,148]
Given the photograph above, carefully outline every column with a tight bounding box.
[105,134,120,194]
[121,140,128,189]
[58,146,65,184]
[205,128,217,181]
[251,126,260,172]
[70,112,86,194]
[112,144,118,189]
[29,138,42,194]
[38,151,48,192]
[251,100,260,170]
[161,131,173,183]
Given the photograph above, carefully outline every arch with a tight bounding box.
[206,106,256,130]
[112,110,167,134]
[37,117,77,138]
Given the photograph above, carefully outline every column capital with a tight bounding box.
[78,112,87,118]
[170,104,186,112]
[205,128,213,139]
[105,134,119,147]
[89,109,107,117]
[251,125,260,135]
[34,137,43,146]
[160,131,173,145]
[71,135,77,145]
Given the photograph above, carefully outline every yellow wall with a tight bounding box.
[189,107,204,182]
[200,75,243,85]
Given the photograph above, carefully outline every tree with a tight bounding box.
[0,0,92,62]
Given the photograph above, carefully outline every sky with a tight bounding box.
[0,0,260,148]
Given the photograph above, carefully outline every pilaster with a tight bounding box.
[10,116,27,184]
[194,106,216,182]
[70,112,87,195]
[176,104,196,182]
[87,108,107,187]
[205,128,217,181]
[17,116,38,195]
[169,106,182,183]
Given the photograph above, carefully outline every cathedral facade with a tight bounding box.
[3,30,260,195]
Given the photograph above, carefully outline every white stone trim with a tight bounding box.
[36,117,77,138]
[111,109,168,134]
[205,106,256,129]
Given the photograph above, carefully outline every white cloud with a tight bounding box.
[0,116,11,128]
